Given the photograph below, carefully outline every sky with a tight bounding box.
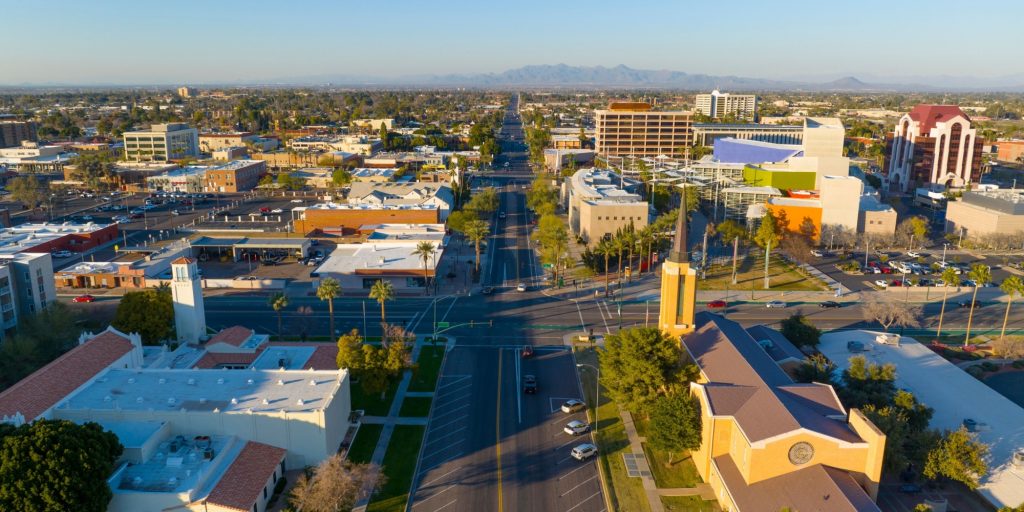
[3,0,1023,86]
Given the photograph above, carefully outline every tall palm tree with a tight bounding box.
[637,227,653,276]
[623,225,637,282]
[596,238,614,296]
[369,279,395,330]
[268,292,289,338]
[412,241,437,296]
[613,231,626,284]
[936,266,960,339]
[999,276,1023,340]
[316,277,341,338]
[964,264,992,346]
[464,219,490,273]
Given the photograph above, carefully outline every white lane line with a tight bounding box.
[419,466,464,488]
[440,296,459,322]
[564,490,602,511]
[432,392,472,407]
[427,414,468,434]
[557,463,591,481]
[556,455,573,465]
[429,403,470,421]
[430,499,458,512]
[417,451,465,476]
[559,475,597,497]
[424,426,468,447]
[554,437,582,451]
[411,484,456,508]
[436,375,472,390]
[575,300,587,333]
[434,386,472,401]
[516,347,522,424]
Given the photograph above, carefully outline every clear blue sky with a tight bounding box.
[4,0,1022,85]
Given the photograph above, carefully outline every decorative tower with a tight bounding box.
[658,195,698,339]
[170,257,206,344]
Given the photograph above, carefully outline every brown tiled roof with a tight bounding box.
[908,104,969,134]
[685,313,860,444]
[204,441,285,511]
[0,329,134,421]
[208,326,255,347]
[713,455,880,511]
[267,342,338,370]
[193,351,261,369]
[171,256,195,265]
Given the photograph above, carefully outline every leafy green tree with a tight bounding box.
[537,214,568,282]
[648,392,702,464]
[463,219,489,272]
[465,187,499,215]
[0,419,123,512]
[794,353,836,384]
[999,276,1024,340]
[0,303,82,392]
[112,288,174,345]
[780,313,821,347]
[334,327,410,397]
[526,176,558,215]
[838,355,897,409]
[269,292,289,337]
[964,263,991,345]
[923,427,989,489]
[446,210,475,234]
[936,266,961,338]
[335,329,364,371]
[596,238,614,296]
[369,279,394,328]
[716,219,747,243]
[332,168,352,187]
[599,327,697,415]
[412,241,436,296]
[6,176,46,211]
[316,277,341,337]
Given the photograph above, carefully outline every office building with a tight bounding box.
[0,253,56,341]
[0,141,74,174]
[0,222,119,255]
[199,132,278,153]
[0,120,38,148]
[594,102,694,158]
[346,182,454,221]
[123,123,199,162]
[945,188,1024,236]
[351,118,395,131]
[884,105,984,193]
[996,139,1024,163]
[696,90,758,121]
[717,118,851,190]
[203,159,266,193]
[858,196,898,235]
[562,169,648,244]
[177,86,197,98]
[692,123,803,146]
[146,167,207,193]
[544,149,596,172]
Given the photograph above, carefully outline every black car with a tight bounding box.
[819,301,841,309]
[523,375,537,394]
[481,286,494,295]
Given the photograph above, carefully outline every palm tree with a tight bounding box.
[268,292,289,338]
[316,277,341,338]
[596,238,614,296]
[936,266,960,339]
[613,231,626,284]
[637,227,654,276]
[463,220,489,273]
[964,264,992,346]
[412,241,437,296]
[623,224,637,282]
[369,279,395,330]
[999,276,1023,340]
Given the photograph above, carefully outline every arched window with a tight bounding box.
[962,134,972,177]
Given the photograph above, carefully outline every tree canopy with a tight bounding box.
[0,303,82,392]
[111,287,174,345]
[288,453,384,512]
[779,313,821,347]
[923,427,989,489]
[335,327,411,395]
[598,327,697,414]
[648,392,702,464]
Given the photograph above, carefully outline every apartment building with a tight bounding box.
[203,159,266,193]
[0,120,38,148]
[695,90,758,121]
[0,253,56,341]
[562,169,648,244]
[123,123,199,162]
[594,102,693,158]
[177,86,197,98]
[883,105,984,193]
[199,131,278,153]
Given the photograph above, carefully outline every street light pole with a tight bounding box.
[942,243,948,265]
[576,363,599,432]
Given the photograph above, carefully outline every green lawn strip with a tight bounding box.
[398,396,433,417]
[367,425,425,512]
[345,424,383,464]
[576,348,651,512]
[641,443,702,488]
[409,345,445,392]
[661,495,720,511]
[698,254,828,291]
[351,379,399,417]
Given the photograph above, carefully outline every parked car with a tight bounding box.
[819,301,841,309]
[235,276,258,281]
[810,249,824,257]
[171,209,180,215]
[564,420,590,436]
[52,250,73,258]
[561,399,586,414]
[571,443,598,461]
[706,300,728,309]
[880,267,893,274]
[290,199,304,203]
[271,208,283,214]
[481,286,494,295]
[898,483,922,494]
[259,207,271,213]
[130,213,143,219]
[765,301,786,308]
[523,375,537,394]
[875,280,888,288]
[516,283,527,292]
[72,294,95,303]
[112,215,130,224]
[907,251,921,258]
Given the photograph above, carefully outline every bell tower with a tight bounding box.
[658,195,698,338]
[170,256,206,344]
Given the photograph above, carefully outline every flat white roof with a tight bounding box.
[819,331,1024,508]
[111,434,238,495]
[300,202,437,212]
[252,346,318,370]
[315,242,442,275]
[60,368,346,414]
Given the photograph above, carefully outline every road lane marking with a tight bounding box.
[429,403,470,421]
[418,451,465,475]
[565,490,603,511]
[436,375,471,390]
[556,455,573,465]
[515,347,522,424]
[419,466,464,488]
[557,463,592,481]
[555,437,582,450]
[433,384,472,400]
[423,426,468,447]
[430,499,458,511]
[427,414,467,433]
[559,475,598,497]
[495,348,504,512]
[411,484,456,507]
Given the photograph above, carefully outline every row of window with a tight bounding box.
[596,216,644,221]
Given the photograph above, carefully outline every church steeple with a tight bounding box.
[667,192,689,263]
[658,189,698,339]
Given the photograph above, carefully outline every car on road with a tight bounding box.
[481,286,494,295]
[290,199,304,203]
[52,250,73,258]
[499,212,506,219]
[706,300,728,309]
[72,294,95,303]
[235,276,258,281]
[516,283,527,292]
[564,420,590,436]
[765,300,786,308]
[521,346,534,358]
[810,249,824,257]
[259,207,271,213]
[875,280,888,288]
[957,301,970,308]
[907,251,922,258]
[561,399,586,413]
[171,209,180,215]
[571,443,598,461]
[271,208,283,214]
[523,374,537,394]
[819,301,841,308]
[130,208,145,214]
[112,215,130,224]
[306,256,324,267]
[130,213,144,219]
[78,215,94,222]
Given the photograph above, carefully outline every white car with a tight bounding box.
[571,443,598,461]
[271,208,283,214]
[875,280,888,288]
[516,283,527,292]
[765,300,786,308]
[290,199,304,203]
[810,249,824,257]
[52,250,72,258]
[564,420,591,436]
[907,251,921,258]
[561,399,586,414]
[112,215,130,224]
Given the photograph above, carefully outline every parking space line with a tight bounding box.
[419,466,464,488]
[557,463,591,481]
[565,490,602,511]
[424,425,468,447]
[418,451,465,476]
[434,382,472,398]
[411,484,456,508]
[429,403,470,422]
[559,475,597,497]
[436,375,472,390]
[429,499,458,512]
[432,391,471,406]
[556,455,573,465]
[427,414,468,433]
[554,437,581,451]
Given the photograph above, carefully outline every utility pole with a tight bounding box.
[731,236,739,285]
[763,240,771,290]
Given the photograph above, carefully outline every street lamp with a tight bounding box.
[942,243,949,265]
[576,363,600,432]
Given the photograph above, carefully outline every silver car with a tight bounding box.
[765,300,786,308]
[571,443,598,461]
[564,420,590,436]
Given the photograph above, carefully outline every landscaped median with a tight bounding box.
[367,425,426,512]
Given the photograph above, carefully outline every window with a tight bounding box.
[263,486,268,499]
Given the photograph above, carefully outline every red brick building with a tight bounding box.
[883,105,984,193]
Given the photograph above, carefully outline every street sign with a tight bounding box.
[542,263,553,269]
[436,322,450,329]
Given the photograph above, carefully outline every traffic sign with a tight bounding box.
[436,322,450,329]
[542,263,553,269]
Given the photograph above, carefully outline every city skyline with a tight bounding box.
[4,0,1024,86]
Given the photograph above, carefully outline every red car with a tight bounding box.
[707,300,728,309]
[880,267,893,274]
[72,294,96,303]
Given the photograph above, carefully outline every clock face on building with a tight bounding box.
[788,442,814,465]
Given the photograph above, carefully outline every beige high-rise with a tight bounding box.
[595,102,693,158]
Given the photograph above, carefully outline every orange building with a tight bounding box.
[997,140,1024,163]
[766,197,822,240]
[293,203,439,235]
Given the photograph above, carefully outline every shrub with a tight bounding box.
[966,366,984,379]
[1012,359,1024,369]
[980,361,999,373]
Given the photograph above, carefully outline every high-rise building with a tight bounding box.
[883,105,984,193]
[177,86,197,98]
[123,123,199,162]
[594,102,693,159]
[0,120,38,149]
[695,90,758,121]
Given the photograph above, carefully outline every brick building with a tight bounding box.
[292,203,440,235]
[884,105,984,193]
[203,159,267,193]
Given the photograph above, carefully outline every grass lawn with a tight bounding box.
[398,396,433,417]
[409,345,445,392]
[367,425,425,512]
[351,379,399,417]
[576,348,651,512]
[698,253,828,292]
[346,424,383,464]
[661,495,720,511]
[642,443,703,489]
